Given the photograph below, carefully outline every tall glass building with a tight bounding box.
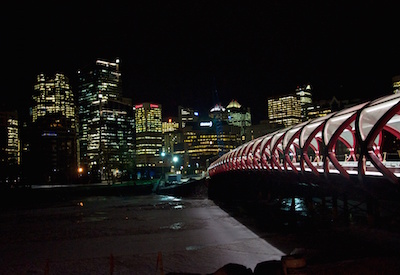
[178,106,199,129]
[393,75,400,94]
[27,73,78,184]
[226,99,252,138]
[134,103,162,176]
[268,94,302,127]
[32,73,76,127]
[77,58,134,181]
[295,84,313,120]
[0,110,20,185]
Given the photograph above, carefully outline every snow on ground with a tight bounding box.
[0,194,284,274]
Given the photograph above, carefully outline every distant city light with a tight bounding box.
[194,112,199,116]
[42,132,57,137]
[200,121,213,127]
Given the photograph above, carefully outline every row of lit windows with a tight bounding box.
[136,136,162,140]
[136,143,162,148]
[32,74,76,125]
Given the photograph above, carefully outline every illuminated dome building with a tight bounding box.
[226,99,252,130]
[226,99,241,109]
[209,104,228,121]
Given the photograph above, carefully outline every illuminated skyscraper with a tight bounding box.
[28,73,78,184]
[0,110,20,184]
[134,103,163,175]
[178,106,199,129]
[268,94,302,127]
[78,58,134,181]
[226,99,251,139]
[295,84,313,120]
[393,75,400,94]
[162,117,179,133]
[32,73,76,127]
[176,120,241,173]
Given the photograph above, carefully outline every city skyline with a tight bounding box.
[2,1,400,123]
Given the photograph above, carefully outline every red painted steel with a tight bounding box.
[208,94,400,184]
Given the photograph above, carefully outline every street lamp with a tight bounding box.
[171,156,180,173]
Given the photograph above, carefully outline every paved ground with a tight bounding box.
[0,195,284,274]
[2,190,400,274]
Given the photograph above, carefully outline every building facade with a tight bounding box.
[135,103,163,177]
[226,99,251,140]
[32,73,76,127]
[295,84,313,120]
[77,59,134,181]
[0,110,20,185]
[162,117,179,133]
[178,106,199,129]
[177,120,241,174]
[27,73,78,184]
[268,94,302,127]
[393,75,400,94]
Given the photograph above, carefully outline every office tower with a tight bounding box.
[226,99,252,138]
[393,75,400,94]
[268,94,302,127]
[295,84,313,120]
[162,117,179,133]
[32,73,76,127]
[0,110,20,184]
[209,104,228,121]
[162,117,180,155]
[178,106,199,129]
[28,73,78,184]
[134,103,163,176]
[77,58,134,181]
[176,120,241,173]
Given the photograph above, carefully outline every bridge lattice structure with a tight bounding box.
[208,93,400,187]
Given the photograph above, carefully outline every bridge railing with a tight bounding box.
[208,93,400,185]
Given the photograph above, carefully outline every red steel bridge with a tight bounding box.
[207,93,400,201]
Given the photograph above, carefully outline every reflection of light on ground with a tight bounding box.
[280,197,308,216]
[159,195,181,202]
[160,222,185,230]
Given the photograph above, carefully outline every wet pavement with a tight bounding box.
[0,194,284,274]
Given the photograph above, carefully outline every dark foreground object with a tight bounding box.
[207,171,400,274]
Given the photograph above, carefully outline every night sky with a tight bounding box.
[2,1,399,123]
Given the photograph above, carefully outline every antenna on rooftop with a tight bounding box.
[211,76,224,157]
